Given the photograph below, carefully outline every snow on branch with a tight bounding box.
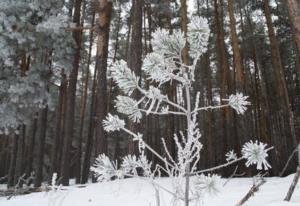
[102,114,125,132]
[226,93,251,115]
[109,60,139,95]
[115,96,142,123]
[91,154,123,182]
[152,29,186,59]
[242,141,271,170]
[187,16,210,59]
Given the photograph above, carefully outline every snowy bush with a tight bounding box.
[91,16,272,206]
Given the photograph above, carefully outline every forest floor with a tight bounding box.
[0,174,299,206]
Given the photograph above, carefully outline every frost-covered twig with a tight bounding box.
[191,157,244,176]
[284,166,300,201]
[140,109,186,116]
[122,127,175,169]
[223,166,239,186]
[191,146,273,176]
[235,177,266,206]
[284,144,300,201]
[192,104,230,114]
[136,85,187,113]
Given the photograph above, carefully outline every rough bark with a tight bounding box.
[14,125,26,187]
[263,0,297,151]
[127,0,143,155]
[26,117,37,179]
[94,0,112,156]
[244,5,279,175]
[51,72,67,177]
[60,0,83,186]
[7,133,18,188]
[213,0,231,166]
[81,65,97,184]
[180,0,189,65]
[75,10,95,184]
[286,0,300,53]
[227,0,246,91]
[34,107,48,187]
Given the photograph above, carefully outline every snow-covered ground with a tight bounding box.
[0,175,299,206]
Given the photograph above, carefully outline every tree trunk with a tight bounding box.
[94,0,112,157]
[14,125,26,188]
[75,10,95,185]
[213,0,231,167]
[286,0,300,53]
[51,72,67,177]
[204,0,214,169]
[61,0,83,186]
[227,0,246,91]
[58,74,68,177]
[34,107,48,187]
[244,5,279,174]
[127,0,143,155]
[81,66,97,184]
[180,0,189,65]
[26,117,37,179]
[7,133,18,188]
[263,0,297,154]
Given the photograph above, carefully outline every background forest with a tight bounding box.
[0,0,300,190]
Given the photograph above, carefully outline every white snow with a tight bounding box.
[0,175,299,206]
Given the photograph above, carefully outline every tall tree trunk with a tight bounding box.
[61,0,83,186]
[125,5,134,60]
[51,72,67,177]
[285,0,300,78]
[81,66,97,184]
[75,10,95,184]
[244,5,279,175]
[94,0,112,156]
[14,125,26,188]
[203,49,214,167]
[213,0,231,167]
[227,0,249,169]
[286,0,300,53]
[180,0,189,65]
[263,0,297,155]
[12,53,30,187]
[127,0,143,155]
[161,0,176,161]
[58,74,68,177]
[205,0,214,165]
[7,133,18,188]
[227,0,246,91]
[26,117,37,176]
[0,136,9,178]
[34,107,48,187]
[110,8,122,160]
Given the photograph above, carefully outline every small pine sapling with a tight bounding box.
[91,17,272,206]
